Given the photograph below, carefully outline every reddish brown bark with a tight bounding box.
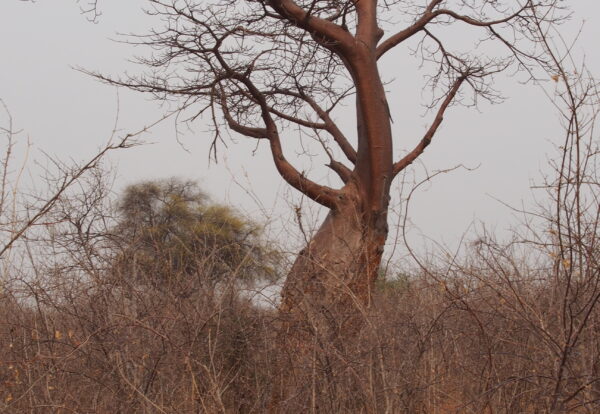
[277,0,394,333]
[280,182,387,333]
[273,183,390,411]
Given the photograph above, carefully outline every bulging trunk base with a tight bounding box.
[280,208,376,333]
[269,200,388,412]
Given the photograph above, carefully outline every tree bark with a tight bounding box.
[272,10,394,407]
[272,182,389,411]
[279,181,389,341]
[279,36,394,339]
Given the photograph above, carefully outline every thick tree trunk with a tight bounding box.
[271,17,394,408]
[270,185,389,412]
[278,45,393,341]
[279,47,393,336]
[279,183,388,340]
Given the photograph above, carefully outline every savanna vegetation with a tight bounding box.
[2,0,600,413]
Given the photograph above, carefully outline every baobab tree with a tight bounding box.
[99,0,565,334]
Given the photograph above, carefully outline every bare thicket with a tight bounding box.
[2,47,600,409]
[3,1,600,413]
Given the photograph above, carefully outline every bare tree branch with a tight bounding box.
[393,74,466,177]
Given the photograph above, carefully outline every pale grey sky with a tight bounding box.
[1,1,599,256]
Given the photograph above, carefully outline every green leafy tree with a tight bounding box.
[112,179,279,289]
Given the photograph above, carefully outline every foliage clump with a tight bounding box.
[112,179,279,288]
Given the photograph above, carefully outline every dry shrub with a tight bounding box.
[1,173,600,413]
[2,233,600,413]
[0,269,277,413]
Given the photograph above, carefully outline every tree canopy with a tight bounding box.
[101,0,563,209]
[112,179,279,288]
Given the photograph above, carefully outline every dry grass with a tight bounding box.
[2,246,600,413]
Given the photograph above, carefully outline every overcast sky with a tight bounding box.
[1,1,599,259]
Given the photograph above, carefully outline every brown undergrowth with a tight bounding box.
[2,251,600,413]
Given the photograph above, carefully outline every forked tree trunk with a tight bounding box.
[279,46,393,339]
[271,21,394,409]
